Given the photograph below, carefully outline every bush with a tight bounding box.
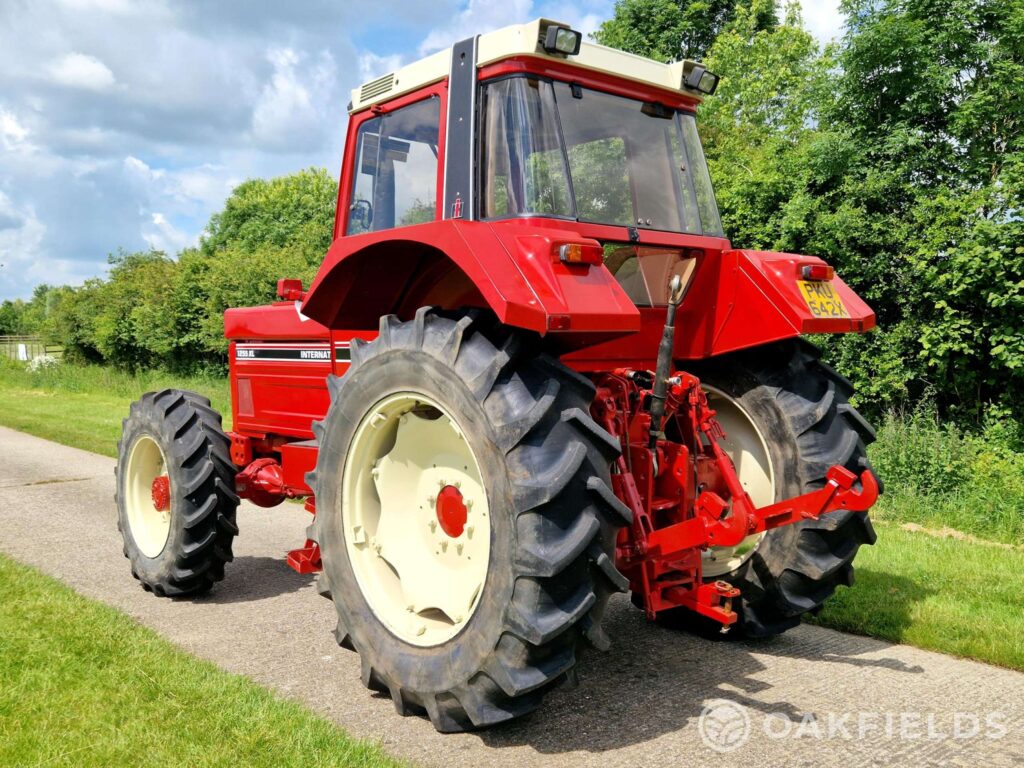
[25,355,59,374]
[870,404,1024,544]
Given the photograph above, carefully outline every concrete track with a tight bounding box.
[1,425,1021,767]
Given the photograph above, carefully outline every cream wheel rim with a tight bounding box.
[124,434,172,559]
[701,385,774,578]
[342,392,491,647]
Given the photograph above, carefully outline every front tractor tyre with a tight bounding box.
[310,309,631,732]
[116,389,239,597]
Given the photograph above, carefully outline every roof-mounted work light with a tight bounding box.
[542,25,582,56]
[683,64,720,95]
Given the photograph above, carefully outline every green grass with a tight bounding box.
[0,360,230,457]
[809,523,1024,671]
[0,555,403,768]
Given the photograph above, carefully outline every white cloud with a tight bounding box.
[359,51,404,82]
[799,0,846,45]
[0,109,32,152]
[251,47,338,151]
[0,196,50,295]
[142,212,193,254]
[55,0,144,13]
[537,2,609,37]
[419,0,533,55]
[46,52,117,91]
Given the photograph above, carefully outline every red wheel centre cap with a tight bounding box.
[151,475,171,512]
[436,485,467,538]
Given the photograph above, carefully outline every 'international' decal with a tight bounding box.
[234,343,352,363]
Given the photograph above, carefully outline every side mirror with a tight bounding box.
[277,278,305,302]
[349,199,373,234]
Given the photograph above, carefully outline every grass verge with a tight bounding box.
[0,360,230,457]
[809,522,1024,671]
[0,554,403,768]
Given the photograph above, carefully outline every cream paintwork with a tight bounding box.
[349,18,708,113]
[124,434,171,559]
[700,386,774,578]
[342,392,490,647]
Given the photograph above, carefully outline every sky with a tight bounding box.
[0,0,844,302]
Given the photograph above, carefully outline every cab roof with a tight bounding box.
[350,18,710,114]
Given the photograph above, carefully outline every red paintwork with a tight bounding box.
[286,540,322,574]
[151,475,170,513]
[235,458,293,508]
[219,53,880,625]
[591,368,877,622]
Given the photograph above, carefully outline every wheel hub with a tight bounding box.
[435,485,467,538]
[151,475,171,512]
[342,392,490,647]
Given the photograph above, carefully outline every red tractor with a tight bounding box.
[117,19,879,732]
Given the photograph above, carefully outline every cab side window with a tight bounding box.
[348,96,441,234]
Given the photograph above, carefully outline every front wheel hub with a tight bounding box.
[151,475,171,513]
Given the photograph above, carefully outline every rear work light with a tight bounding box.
[557,241,603,266]
[800,264,835,281]
[542,25,582,56]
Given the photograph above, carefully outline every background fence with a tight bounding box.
[0,336,63,362]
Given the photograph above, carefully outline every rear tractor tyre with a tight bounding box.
[659,339,878,637]
[116,389,239,597]
[309,309,631,732]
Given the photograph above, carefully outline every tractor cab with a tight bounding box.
[334,19,728,314]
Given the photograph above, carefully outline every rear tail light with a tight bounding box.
[800,264,835,281]
[557,241,604,266]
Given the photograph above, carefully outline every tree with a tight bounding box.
[201,167,337,267]
[698,1,825,247]
[0,300,25,335]
[595,0,774,61]
[87,250,178,369]
[802,0,1024,419]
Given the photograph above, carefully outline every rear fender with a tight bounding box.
[675,249,876,358]
[301,220,641,344]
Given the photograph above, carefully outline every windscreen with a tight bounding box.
[479,76,723,236]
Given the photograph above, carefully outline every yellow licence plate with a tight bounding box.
[797,280,850,319]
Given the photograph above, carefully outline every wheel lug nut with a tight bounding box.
[466,525,474,539]
[456,543,464,556]
[440,541,448,552]
[428,520,437,532]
